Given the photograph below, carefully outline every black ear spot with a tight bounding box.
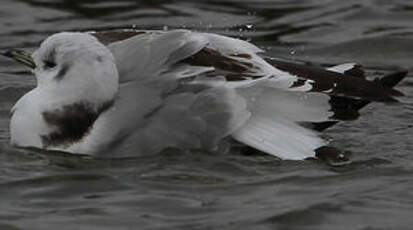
[44,60,57,69]
[55,63,70,81]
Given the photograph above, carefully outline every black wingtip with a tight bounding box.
[315,146,352,167]
[344,64,365,79]
[378,70,408,89]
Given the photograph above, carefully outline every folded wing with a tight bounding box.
[93,29,407,159]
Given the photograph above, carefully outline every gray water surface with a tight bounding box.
[1,0,413,229]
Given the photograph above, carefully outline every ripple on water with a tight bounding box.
[1,0,413,229]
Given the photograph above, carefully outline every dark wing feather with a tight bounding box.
[311,70,408,131]
[91,30,407,133]
[265,58,404,102]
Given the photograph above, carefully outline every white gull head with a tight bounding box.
[10,32,119,150]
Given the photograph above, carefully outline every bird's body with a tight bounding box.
[5,29,407,161]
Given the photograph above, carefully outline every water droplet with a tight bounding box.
[290,50,296,55]
[246,24,253,29]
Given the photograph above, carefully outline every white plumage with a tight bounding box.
[6,29,405,160]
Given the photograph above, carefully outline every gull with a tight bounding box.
[1,29,407,165]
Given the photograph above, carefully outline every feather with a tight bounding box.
[327,63,358,74]
[232,115,326,160]
[231,87,332,160]
[108,30,208,83]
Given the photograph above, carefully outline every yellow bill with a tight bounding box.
[2,49,36,69]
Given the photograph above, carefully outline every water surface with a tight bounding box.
[0,0,413,229]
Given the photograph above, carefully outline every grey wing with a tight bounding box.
[81,30,252,156]
[106,30,210,83]
[89,30,407,160]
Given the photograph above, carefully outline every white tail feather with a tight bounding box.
[232,115,326,160]
[232,87,331,160]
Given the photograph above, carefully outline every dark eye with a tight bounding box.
[43,60,56,69]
